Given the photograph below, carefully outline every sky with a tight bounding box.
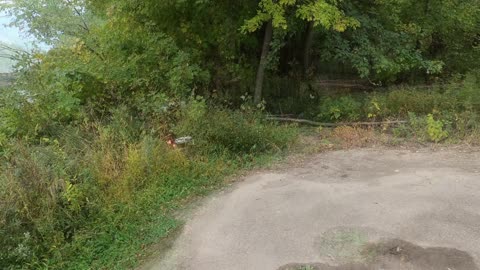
[0,11,35,47]
[0,12,17,72]
[0,11,38,72]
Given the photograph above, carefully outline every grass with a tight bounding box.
[2,80,479,269]
[270,78,480,144]
[0,103,298,270]
[67,151,289,270]
[2,117,477,270]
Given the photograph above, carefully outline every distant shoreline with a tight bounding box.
[0,72,15,87]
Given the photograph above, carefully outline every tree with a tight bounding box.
[242,0,359,103]
[89,0,261,96]
[1,0,204,121]
[0,0,98,45]
[0,42,25,72]
[314,0,480,83]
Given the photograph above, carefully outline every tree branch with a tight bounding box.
[267,117,408,127]
[65,0,90,33]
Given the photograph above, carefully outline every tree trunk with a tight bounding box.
[254,21,273,104]
[303,21,315,74]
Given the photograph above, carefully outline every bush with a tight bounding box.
[174,98,298,156]
[392,110,480,143]
[451,111,480,138]
[313,85,473,124]
[317,96,362,122]
[0,104,297,269]
[315,88,458,123]
[426,114,449,142]
[0,125,213,269]
[384,88,457,117]
[0,20,207,141]
[450,71,480,111]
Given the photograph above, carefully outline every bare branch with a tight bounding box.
[65,0,90,33]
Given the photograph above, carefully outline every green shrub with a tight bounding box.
[450,71,480,111]
[313,86,469,124]
[365,94,388,120]
[0,127,215,269]
[0,104,298,269]
[392,113,452,142]
[402,112,428,141]
[0,141,75,268]
[426,114,449,142]
[392,123,412,138]
[380,88,457,118]
[452,111,480,138]
[174,98,298,156]
[317,96,362,122]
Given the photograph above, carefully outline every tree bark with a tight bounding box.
[254,20,273,104]
[303,21,315,74]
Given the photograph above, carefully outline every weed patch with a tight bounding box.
[0,107,297,270]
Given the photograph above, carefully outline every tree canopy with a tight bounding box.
[0,0,479,109]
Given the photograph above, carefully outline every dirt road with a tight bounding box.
[144,148,480,270]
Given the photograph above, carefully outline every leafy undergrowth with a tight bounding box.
[0,102,298,270]
[2,79,479,269]
[272,73,480,145]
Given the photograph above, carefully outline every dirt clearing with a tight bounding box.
[143,148,480,270]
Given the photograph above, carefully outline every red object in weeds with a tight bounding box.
[167,139,177,148]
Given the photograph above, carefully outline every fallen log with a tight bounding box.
[267,117,408,127]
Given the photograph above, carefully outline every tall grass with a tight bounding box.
[314,82,480,142]
[0,103,297,269]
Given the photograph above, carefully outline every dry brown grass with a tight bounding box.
[331,126,376,148]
